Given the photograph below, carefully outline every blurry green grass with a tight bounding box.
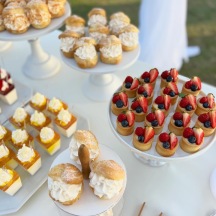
[68,0,216,85]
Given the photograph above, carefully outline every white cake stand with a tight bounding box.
[61,46,140,101]
[0,41,12,51]
[0,2,71,79]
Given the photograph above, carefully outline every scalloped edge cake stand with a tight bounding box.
[0,41,12,51]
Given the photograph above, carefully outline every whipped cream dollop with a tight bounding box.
[57,109,71,126]
[75,45,97,60]
[60,37,76,52]
[0,168,13,186]
[0,80,9,92]
[65,25,85,35]
[12,129,28,144]
[49,179,82,203]
[48,97,63,111]
[88,15,107,26]
[109,19,128,34]
[0,144,9,158]
[30,111,46,126]
[0,125,7,139]
[89,32,107,44]
[40,127,54,143]
[27,9,51,26]
[119,32,138,47]
[13,107,27,123]
[100,44,122,58]
[89,172,124,199]
[17,144,35,162]
[31,92,46,106]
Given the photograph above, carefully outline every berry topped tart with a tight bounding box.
[139,68,159,87]
[181,76,202,96]
[136,83,154,105]
[111,91,129,116]
[160,68,178,88]
[131,96,148,122]
[122,76,139,98]
[116,110,135,136]
[195,93,216,116]
[132,126,155,151]
[168,112,191,136]
[175,94,197,116]
[161,82,179,105]
[195,110,216,137]
[156,132,179,157]
[180,127,204,153]
[145,109,165,134]
[152,95,171,117]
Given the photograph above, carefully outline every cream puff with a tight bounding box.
[47,0,66,18]
[88,7,107,26]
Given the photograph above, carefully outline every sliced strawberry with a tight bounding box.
[192,76,201,90]
[198,113,210,123]
[159,132,170,142]
[200,96,208,104]
[137,96,148,113]
[183,112,191,127]
[124,76,133,83]
[112,94,120,103]
[173,112,183,120]
[185,80,193,89]
[144,126,155,143]
[209,110,216,128]
[149,68,159,82]
[164,95,171,110]
[193,127,204,145]
[179,97,189,108]
[135,127,145,136]
[117,113,127,122]
[170,132,178,149]
[155,96,164,104]
[170,68,178,82]
[207,93,215,108]
[141,71,150,79]
[137,85,145,94]
[143,83,153,96]
[126,110,135,126]
[119,92,128,106]
[146,113,156,122]
[155,109,165,126]
[130,78,139,90]
[131,100,139,110]
[163,87,171,95]
[161,70,169,79]
[167,82,179,94]
[183,127,194,138]
[186,94,196,109]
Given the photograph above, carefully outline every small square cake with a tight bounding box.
[0,80,17,105]
[0,125,11,143]
[29,92,48,112]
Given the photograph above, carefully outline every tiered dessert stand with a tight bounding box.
[0,41,12,51]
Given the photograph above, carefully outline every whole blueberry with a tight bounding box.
[188,135,196,144]
[204,121,211,128]
[190,84,197,91]
[169,90,176,97]
[143,91,148,97]
[121,120,129,127]
[203,102,209,108]
[174,120,183,127]
[136,106,143,113]
[138,135,144,142]
[166,75,173,82]
[158,104,165,109]
[144,77,150,83]
[162,141,170,149]
[151,120,158,127]
[186,104,192,111]
[116,100,124,108]
[125,82,131,89]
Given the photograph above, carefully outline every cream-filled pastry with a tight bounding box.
[29,92,48,112]
[4,0,27,7]
[47,0,66,18]
[88,8,107,26]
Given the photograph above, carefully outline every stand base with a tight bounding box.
[0,41,12,51]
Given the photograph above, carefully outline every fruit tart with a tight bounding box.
[152,95,171,117]
[139,68,159,88]
[131,96,148,122]
[121,76,139,98]
[168,112,191,136]
[161,82,179,105]
[175,94,197,116]
[29,92,48,112]
[133,126,155,151]
[181,76,201,96]
[195,93,216,116]
[116,110,135,136]
[111,91,128,116]
[145,109,165,135]
[180,127,204,153]
[160,68,178,88]
[136,83,154,105]
[195,110,216,137]
[156,132,179,157]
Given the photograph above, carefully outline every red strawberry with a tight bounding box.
[143,83,153,96]
[179,97,189,108]
[209,110,216,128]
[141,71,150,79]
[130,78,139,90]
[161,70,169,79]
[159,132,170,142]
[155,96,164,104]
[119,92,128,106]
[131,100,139,110]
[200,96,208,104]
[170,132,178,149]
[183,127,194,138]
[124,76,133,83]
[137,85,145,94]
[112,94,120,103]
[117,113,127,122]
[192,76,201,90]
[198,113,210,123]
[126,110,135,126]
[146,113,156,122]
[149,68,159,82]
[135,127,145,136]
[163,87,171,95]
[193,127,204,145]
[167,82,179,94]
[170,68,178,82]
[185,80,193,89]
[183,112,191,127]
[173,112,183,120]
[164,95,171,110]
[144,126,155,143]
[186,94,196,109]
[137,96,148,113]
[155,109,165,126]
[207,93,215,108]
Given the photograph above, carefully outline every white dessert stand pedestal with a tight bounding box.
[0,2,71,79]
[61,46,140,102]
[0,41,12,51]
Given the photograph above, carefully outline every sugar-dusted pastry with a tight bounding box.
[89,160,125,199]
[16,144,41,175]
[2,4,30,34]
[4,0,27,7]
[36,127,61,155]
[121,76,139,98]
[98,35,122,64]
[59,30,81,58]
[29,92,48,112]
[181,76,202,96]
[136,83,154,105]
[156,132,179,157]
[139,68,159,88]
[47,0,66,18]
[111,91,128,116]
[0,166,22,196]
[26,0,51,29]
[54,108,77,137]
[48,163,83,205]
[133,126,155,151]
[69,130,100,164]
[0,124,11,143]
[161,82,179,105]
[180,127,204,153]
[152,95,171,117]
[88,7,107,26]
[160,68,179,88]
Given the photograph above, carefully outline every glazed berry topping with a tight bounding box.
[116,100,124,108]
[186,104,193,111]
[149,68,159,82]
[155,96,164,104]
[183,127,194,138]
[173,112,183,120]
[135,127,144,136]
[146,113,156,122]
[203,102,209,108]
[159,132,170,142]
[131,101,139,110]
[188,135,196,144]
[166,75,173,82]
[130,78,139,90]
[138,136,144,142]
[141,71,150,79]
[169,91,176,97]
[158,104,165,109]
[144,77,150,83]
[117,113,127,122]
[209,110,216,128]
[161,70,169,79]
[125,82,131,89]
[112,94,120,103]
[121,120,129,127]
[185,80,193,89]
[137,86,145,94]
[179,98,189,108]
[136,106,143,113]
[193,127,204,144]
[143,91,148,97]
[151,120,158,127]
[162,141,170,149]
[163,87,170,95]
[198,113,210,123]
[204,121,211,128]
[125,76,133,83]
[200,97,208,103]
[174,120,183,127]
[191,84,198,91]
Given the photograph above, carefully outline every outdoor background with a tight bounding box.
[68,0,216,86]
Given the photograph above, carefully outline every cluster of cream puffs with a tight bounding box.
[59,8,139,68]
[111,68,216,157]
[0,0,66,34]
[48,130,126,216]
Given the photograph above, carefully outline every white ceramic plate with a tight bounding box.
[48,144,127,216]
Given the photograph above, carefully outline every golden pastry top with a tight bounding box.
[88,7,106,18]
[98,35,121,47]
[110,11,130,23]
[58,30,81,39]
[88,23,109,34]
[65,14,85,26]
[118,24,139,34]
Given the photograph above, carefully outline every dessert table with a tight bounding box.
[1,30,216,216]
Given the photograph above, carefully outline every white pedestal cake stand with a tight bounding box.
[0,41,12,51]
[61,46,140,102]
[0,2,71,79]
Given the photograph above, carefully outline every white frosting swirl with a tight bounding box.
[40,127,54,143]
[0,80,9,92]
[100,44,122,58]
[17,144,35,162]
[60,37,76,52]
[31,92,46,106]
[75,45,97,60]
[119,32,138,47]
[30,111,46,126]
[65,25,85,35]
[0,145,9,158]
[13,107,27,123]
[89,172,124,199]
[0,168,12,186]
[48,97,63,111]
[12,129,28,144]
[88,15,107,26]
[89,32,107,44]
[0,125,7,139]
[57,109,71,125]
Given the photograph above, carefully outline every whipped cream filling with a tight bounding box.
[75,45,97,60]
[0,144,9,158]
[89,32,107,44]
[40,127,54,143]
[0,125,7,139]
[31,92,46,106]
[0,80,9,92]
[17,144,35,163]
[109,19,128,34]
[89,172,124,199]
[49,178,82,203]
[48,2,64,14]
[0,168,13,186]
[30,111,46,126]
[27,9,51,25]
[88,15,107,26]
[60,37,76,52]
[65,25,85,35]
[100,44,122,58]
[13,107,27,123]
[119,32,138,47]
[12,129,28,144]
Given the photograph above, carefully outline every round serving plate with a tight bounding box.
[48,144,127,216]
[108,76,216,166]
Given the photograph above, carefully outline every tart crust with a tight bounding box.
[132,134,153,151]
[155,139,178,157]
[180,137,203,153]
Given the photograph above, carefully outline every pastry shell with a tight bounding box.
[65,14,86,26]
[116,119,134,136]
[181,85,200,97]
[180,137,203,153]
[195,99,216,116]
[155,139,178,157]
[88,7,106,18]
[132,133,153,151]
[111,102,128,116]
[195,120,215,137]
